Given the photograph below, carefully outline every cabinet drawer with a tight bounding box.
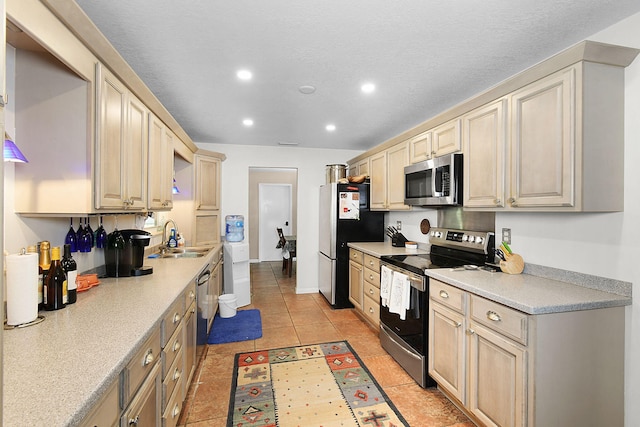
[349,249,363,264]
[430,279,465,313]
[124,327,161,401]
[364,281,380,302]
[184,281,196,311]
[162,298,185,347]
[163,321,184,378]
[364,267,380,288]
[162,347,184,411]
[122,362,160,427]
[362,295,380,327]
[470,295,528,345]
[79,379,119,427]
[162,372,184,427]
[363,254,380,271]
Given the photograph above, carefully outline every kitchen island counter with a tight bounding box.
[2,244,221,427]
[427,267,631,315]
[347,241,429,258]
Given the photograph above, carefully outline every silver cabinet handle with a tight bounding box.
[189,290,195,300]
[439,290,449,299]
[369,274,374,280]
[173,367,182,381]
[369,288,374,295]
[172,403,181,418]
[487,310,502,322]
[142,349,154,366]
[495,199,501,205]
[173,340,181,352]
[467,328,475,336]
[173,313,181,324]
[369,260,374,266]
[128,416,139,426]
[369,307,374,313]
[453,321,462,328]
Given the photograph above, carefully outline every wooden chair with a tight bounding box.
[276,228,295,277]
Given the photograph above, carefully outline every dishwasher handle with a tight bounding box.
[197,266,211,286]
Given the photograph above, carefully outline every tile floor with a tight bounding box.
[178,261,474,427]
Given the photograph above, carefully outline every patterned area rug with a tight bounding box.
[228,341,408,427]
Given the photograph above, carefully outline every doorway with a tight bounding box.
[247,167,298,262]
[258,183,292,261]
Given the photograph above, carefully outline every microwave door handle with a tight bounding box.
[431,168,438,197]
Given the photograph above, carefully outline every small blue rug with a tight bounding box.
[207,309,263,344]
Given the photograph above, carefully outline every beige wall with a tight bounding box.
[248,168,298,259]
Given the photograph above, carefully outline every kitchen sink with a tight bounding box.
[153,245,213,259]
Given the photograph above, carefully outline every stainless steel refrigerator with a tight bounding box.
[318,183,385,308]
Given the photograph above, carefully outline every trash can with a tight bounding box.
[219,294,237,318]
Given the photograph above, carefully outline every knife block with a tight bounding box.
[392,233,408,247]
[499,253,524,274]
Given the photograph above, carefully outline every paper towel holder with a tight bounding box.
[4,315,45,330]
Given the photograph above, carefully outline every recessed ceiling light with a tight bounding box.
[237,69,253,81]
[326,124,336,132]
[361,82,376,94]
[242,118,254,127]
[299,85,316,94]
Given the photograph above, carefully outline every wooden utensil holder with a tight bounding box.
[500,253,524,274]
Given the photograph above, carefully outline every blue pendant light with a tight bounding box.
[4,134,28,163]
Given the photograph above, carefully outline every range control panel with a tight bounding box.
[429,228,495,254]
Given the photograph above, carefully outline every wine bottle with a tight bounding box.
[61,244,77,304]
[44,246,66,311]
[39,241,51,310]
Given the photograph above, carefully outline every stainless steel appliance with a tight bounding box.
[319,183,385,308]
[196,262,213,359]
[404,153,463,206]
[380,227,494,387]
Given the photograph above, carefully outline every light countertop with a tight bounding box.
[427,268,631,315]
[2,244,221,427]
[347,241,429,257]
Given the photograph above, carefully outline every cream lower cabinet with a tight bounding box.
[370,142,410,210]
[95,63,148,210]
[429,278,625,427]
[361,254,381,328]
[348,249,364,310]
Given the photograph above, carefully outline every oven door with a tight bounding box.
[380,279,427,355]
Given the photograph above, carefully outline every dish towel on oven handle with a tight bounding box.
[380,265,393,307]
[389,271,411,320]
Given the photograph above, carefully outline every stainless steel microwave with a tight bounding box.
[404,153,463,206]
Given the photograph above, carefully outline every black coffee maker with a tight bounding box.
[105,229,153,277]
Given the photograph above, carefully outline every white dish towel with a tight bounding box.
[380,265,393,307]
[389,271,411,320]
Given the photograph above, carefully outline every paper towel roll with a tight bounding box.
[6,252,39,326]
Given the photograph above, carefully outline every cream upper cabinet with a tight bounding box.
[509,67,574,209]
[195,155,220,210]
[370,142,410,210]
[432,118,461,157]
[408,131,432,163]
[95,63,147,210]
[357,157,370,177]
[148,113,174,210]
[463,99,508,208]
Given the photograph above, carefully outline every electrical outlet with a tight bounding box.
[502,228,511,244]
[396,220,402,231]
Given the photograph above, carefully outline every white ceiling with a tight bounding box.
[75,0,640,151]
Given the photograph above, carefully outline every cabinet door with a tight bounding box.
[348,260,363,310]
[121,362,161,427]
[463,99,507,208]
[369,151,387,210]
[510,67,575,208]
[148,114,174,210]
[432,118,461,157]
[409,131,432,163]
[124,94,148,209]
[193,212,221,246]
[357,158,370,177]
[95,63,127,209]
[467,322,527,427]
[429,302,466,404]
[195,156,220,210]
[387,142,410,210]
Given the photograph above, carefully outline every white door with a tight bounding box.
[259,183,293,261]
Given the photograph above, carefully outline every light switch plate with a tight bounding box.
[502,228,511,244]
[396,221,402,231]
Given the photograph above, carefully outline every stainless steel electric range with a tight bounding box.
[379,228,495,387]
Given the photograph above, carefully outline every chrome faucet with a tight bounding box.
[163,219,179,248]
